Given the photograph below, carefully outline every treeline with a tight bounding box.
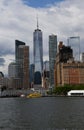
[47,84,84,96]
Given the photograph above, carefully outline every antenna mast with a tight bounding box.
[37,15,39,29]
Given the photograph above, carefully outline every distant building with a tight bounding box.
[33,19,43,85]
[68,36,80,61]
[55,62,84,86]
[54,43,84,86]
[43,61,50,89]
[57,42,73,63]
[81,53,84,62]
[9,78,22,89]
[0,74,9,89]
[0,72,4,88]
[8,62,16,78]
[49,34,57,87]
[15,40,25,78]
[43,61,49,72]
[29,64,34,87]
[15,40,29,89]
[2,77,9,89]
[54,43,74,86]
[0,72,4,78]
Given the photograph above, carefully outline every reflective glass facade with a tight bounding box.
[33,29,43,84]
[49,35,57,87]
[68,37,80,61]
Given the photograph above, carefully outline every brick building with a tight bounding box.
[54,61,84,86]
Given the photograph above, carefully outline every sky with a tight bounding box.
[0,0,84,75]
[23,0,63,8]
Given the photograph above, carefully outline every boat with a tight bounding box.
[67,90,84,96]
[27,92,42,98]
[20,94,25,97]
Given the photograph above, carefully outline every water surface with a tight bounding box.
[0,97,84,130]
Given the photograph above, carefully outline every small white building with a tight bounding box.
[67,90,84,96]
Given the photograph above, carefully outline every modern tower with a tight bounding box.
[68,36,80,61]
[15,40,29,89]
[33,18,43,85]
[49,34,57,87]
[15,40,25,78]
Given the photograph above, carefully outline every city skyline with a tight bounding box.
[0,0,84,75]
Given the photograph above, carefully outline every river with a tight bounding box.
[0,97,84,130]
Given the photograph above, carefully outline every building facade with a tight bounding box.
[8,62,16,78]
[62,62,84,85]
[81,53,84,62]
[49,35,57,87]
[29,64,35,87]
[55,62,84,86]
[15,40,25,78]
[57,43,73,63]
[54,43,84,86]
[33,23,43,85]
[68,36,80,61]
[43,61,50,89]
[54,43,73,86]
[15,40,29,89]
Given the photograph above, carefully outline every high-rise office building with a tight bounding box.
[49,34,57,87]
[68,36,80,61]
[33,20,43,85]
[15,40,25,78]
[15,40,29,89]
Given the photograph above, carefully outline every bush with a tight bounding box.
[52,84,84,96]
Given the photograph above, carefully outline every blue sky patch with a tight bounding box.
[23,0,64,8]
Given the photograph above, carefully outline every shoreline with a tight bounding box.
[0,94,84,98]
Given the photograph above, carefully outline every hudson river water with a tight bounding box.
[0,97,84,130]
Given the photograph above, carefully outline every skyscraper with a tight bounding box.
[15,40,29,89]
[33,19,43,85]
[68,36,80,61]
[49,34,57,87]
[15,40,25,78]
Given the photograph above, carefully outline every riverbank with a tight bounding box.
[48,84,84,96]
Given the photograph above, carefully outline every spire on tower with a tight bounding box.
[37,15,39,29]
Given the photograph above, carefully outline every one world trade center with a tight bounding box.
[33,19,43,85]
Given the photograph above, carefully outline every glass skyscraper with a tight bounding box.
[68,36,80,61]
[33,22,43,84]
[49,35,57,87]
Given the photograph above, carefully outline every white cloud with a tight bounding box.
[0,0,84,75]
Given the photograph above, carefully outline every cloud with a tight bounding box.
[0,0,84,75]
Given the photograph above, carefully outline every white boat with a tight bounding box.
[20,94,25,97]
[67,90,84,96]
